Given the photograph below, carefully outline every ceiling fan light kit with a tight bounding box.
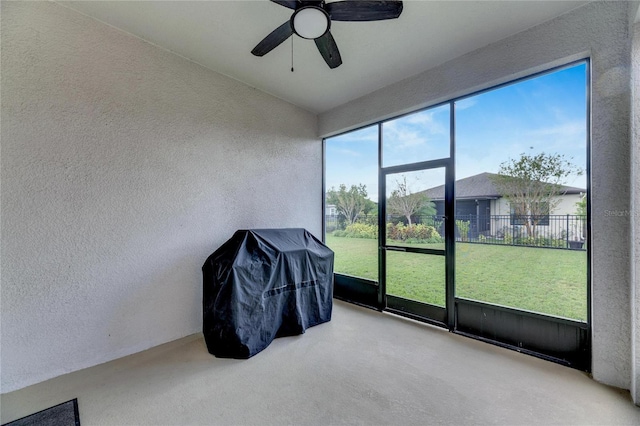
[292,6,331,39]
[252,0,403,69]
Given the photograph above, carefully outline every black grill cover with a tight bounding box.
[202,228,334,358]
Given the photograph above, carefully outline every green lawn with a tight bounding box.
[325,234,587,321]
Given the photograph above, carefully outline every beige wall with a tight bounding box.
[488,194,584,238]
[491,194,583,216]
[1,2,320,393]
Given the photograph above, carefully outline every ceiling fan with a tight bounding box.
[251,0,404,69]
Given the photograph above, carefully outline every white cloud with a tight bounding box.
[392,109,448,136]
[385,126,428,149]
[332,148,362,157]
[527,121,585,138]
[382,110,449,156]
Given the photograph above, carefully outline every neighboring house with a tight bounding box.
[325,204,338,217]
[421,172,585,238]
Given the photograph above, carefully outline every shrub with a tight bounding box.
[455,220,470,241]
[386,222,443,243]
[331,223,378,239]
[503,232,513,244]
[346,223,377,239]
[357,214,378,226]
[332,222,444,244]
[513,236,567,248]
[386,222,403,241]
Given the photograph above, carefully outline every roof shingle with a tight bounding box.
[421,172,585,200]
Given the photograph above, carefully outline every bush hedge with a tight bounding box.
[332,222,443,244]
[333,223,377,239]
[387,222,443,243]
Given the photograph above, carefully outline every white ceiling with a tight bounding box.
[59,0,593,114]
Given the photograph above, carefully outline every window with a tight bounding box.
[324,125,378,281]
[531,201,550,226]
[324,61,588,321]
[511,202,550,226]
[456,62,587,320]
[382,104,450,167]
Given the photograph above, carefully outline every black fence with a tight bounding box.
[326,214,587,250]
[325,214,339,233]
[448,214,587,250]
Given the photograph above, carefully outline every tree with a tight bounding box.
[387,176,435,225]
[326,184,369,226]
[575,195,587,216]
[490,152,583,238]
[361,198,378,225]
[573,193,587,241]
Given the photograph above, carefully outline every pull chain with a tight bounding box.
[291,36,294,72]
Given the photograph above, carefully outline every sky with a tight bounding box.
[325,62,588,202]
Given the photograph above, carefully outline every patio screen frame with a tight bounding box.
[324,58,591,371]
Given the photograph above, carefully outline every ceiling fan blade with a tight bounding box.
[251,21,294,56]
[325,1,403,21]
[270,0,298,9]
[315,31,342,69]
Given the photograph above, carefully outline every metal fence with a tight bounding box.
[326,213,587,250]
[448,214,587,250]
[325,214,339,233]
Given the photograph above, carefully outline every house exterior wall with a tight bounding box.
[554,193,585,216]
[0,2,320,393]
[319,1,636,397]
[488,194,583,237]
[491,194,583,216]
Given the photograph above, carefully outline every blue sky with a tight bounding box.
[326,62,587,202]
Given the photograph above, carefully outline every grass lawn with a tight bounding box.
[325,233,587,321]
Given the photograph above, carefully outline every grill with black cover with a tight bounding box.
[202,228,334,358]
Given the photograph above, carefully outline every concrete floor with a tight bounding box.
[2,300,639,425]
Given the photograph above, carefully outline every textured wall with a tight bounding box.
[319,2,635,391]
[631,22,640,404]
[1,2,319,393]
